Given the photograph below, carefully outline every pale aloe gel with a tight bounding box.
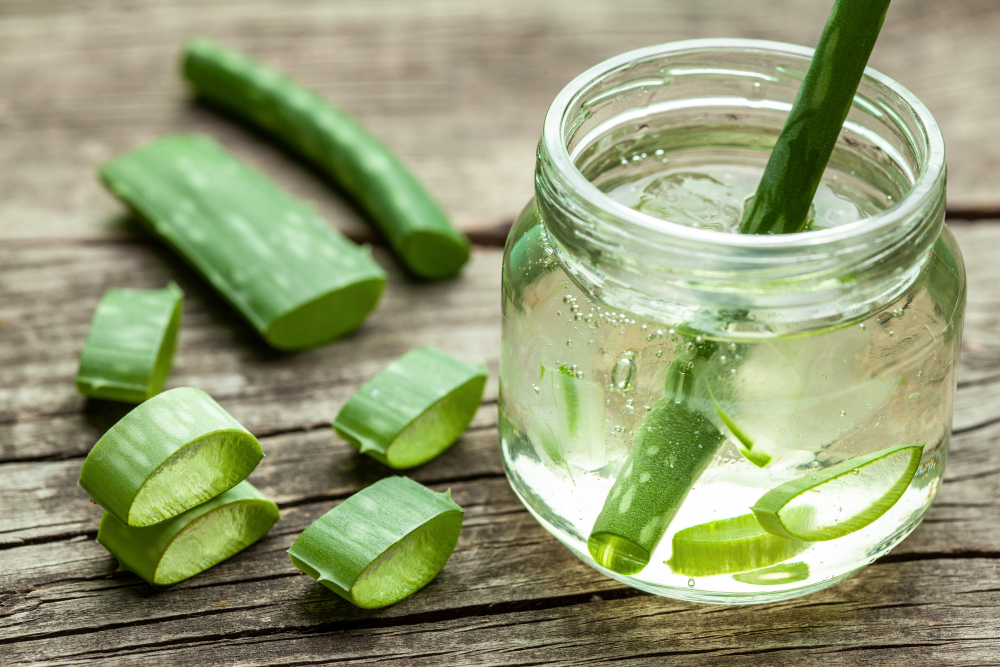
[334,347,487,470]
[97,481,280,585]
[752,443,924,542]
[287,476,464,609]
[79,387,264,526]
[733,562,810,586]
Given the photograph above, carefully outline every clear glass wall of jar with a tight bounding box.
[499,40,965,604]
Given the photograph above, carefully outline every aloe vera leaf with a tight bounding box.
[740,0,892,234]
[97,480,279,586]
[79,387,264,527]
[182,36,469,281]
[75,283,183,403]
[752,443,924,541]
[99,134,386,351]
[707,383,772,468]
[733,561,810,586]
[668,513,808,577]
[333,347,487,470]
[287,476,464,609]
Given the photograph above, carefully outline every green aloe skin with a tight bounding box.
[288,476,464,609]
[333,347,487,470]
[99,134,386,351]
[182,36,470,281]
[76,282,183,403]
[97,481,279,586]
[588,0,894,575]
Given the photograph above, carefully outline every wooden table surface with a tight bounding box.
[2,1,999,665]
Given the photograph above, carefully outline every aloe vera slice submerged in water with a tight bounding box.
[288,476,464,609]
[668,514,808,577]
[98,480,279,586]
[76,283,183,404]
[79,387,264,526]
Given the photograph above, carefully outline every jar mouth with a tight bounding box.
[542,38,946,253]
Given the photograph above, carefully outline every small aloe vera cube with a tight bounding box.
[751,443,924,542]
[76,283,183,403]
[79,387,264,527]
[288,476,464,609]
[333,347,487,469]
[99,134,386,351]
[668,514,808,577]
[98,480,279,586]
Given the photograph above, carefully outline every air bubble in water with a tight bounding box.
[687,578,696,588]
[612,352,636,393]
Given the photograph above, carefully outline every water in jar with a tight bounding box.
[499,155,963,604]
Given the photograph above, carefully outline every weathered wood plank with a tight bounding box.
[2,557,998,666]
[1,0,999,243]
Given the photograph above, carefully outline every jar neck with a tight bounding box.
[533,39,947,337]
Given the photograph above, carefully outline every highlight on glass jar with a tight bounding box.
[499,39,965,605]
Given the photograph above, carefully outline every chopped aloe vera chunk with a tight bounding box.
[752,443,924,542]
[98,480,279,586]
[79,387,264,527]
[288,476,464,609]
[333,347,487,470]
[733,562,810,586]
[707,384,771,468]
[99,134,386,351]
[76,283,183,403]
[668,514,807,577]
[588,397,724,575]
[183,37,470,281]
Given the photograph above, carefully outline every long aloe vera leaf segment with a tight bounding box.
[183,37,470,281]
[333,347,487,470]
[288,476,464,609]
[76,283,183,403]
[98,480,279,586]
[588,337,724,575]
[99,134,386,351]
[79,387,264,527]
[669,514,808,577]
[740,0,892,235]
[752,443,923,541]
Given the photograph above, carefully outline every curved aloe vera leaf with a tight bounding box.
[740,0,891,234]
[98,480,279,585]
[706,383,771,468]
[668,514,807,577]
[536,364,606,470]
[79,387,264,527]
[182,37,470,281]
[333,347,487,470]
[288,476,464,609]
[99,134,386,351]
[733,561,810,586]
[76,283,183,403]
[752,443,924,542]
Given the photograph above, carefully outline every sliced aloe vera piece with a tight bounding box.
[183,37,469,281]
[588,397,724,575]
[733,562,810,586]
[79,387,264,526]
[99,134,386,351]
[668,514,807,577]
[752,443,924,542]
[288,476,464,609]
[97,480,279,585]
[76,283,183,403]
[707,384,771,468]
[333,347,486,470]
[536,364,605,470]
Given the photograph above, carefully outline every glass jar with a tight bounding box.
[499,39,965,604]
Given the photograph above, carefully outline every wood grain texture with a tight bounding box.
[1,0,1000,243]
[1,222,1000,665]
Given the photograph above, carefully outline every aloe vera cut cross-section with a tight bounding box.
[76,283,183,403]
[751,443,924,542]
[97,480,279,585]
[79,387,264,526]
[99,134,386,351]
[333,347,487,469]
[287,476,464,609]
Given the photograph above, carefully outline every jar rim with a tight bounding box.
[542,38,946,251]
